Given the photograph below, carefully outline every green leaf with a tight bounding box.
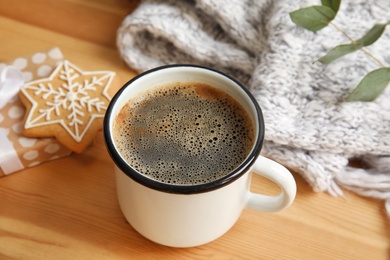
[289,6,336,32]
[356,22,390,47]
[318,43,360,64]
[318,22,390,64]
[346,67,390,102]
[321,0,341,13]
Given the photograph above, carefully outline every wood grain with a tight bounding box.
[0,0,139,48]
[0,1,389,259]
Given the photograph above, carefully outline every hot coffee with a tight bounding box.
[106,66,296,248]
[113,82,255,185]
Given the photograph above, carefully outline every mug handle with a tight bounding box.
[246,156,297,212]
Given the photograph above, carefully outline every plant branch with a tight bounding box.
[330,21,354,41]
[330,21,386,67]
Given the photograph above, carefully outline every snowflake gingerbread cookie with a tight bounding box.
[19,60,117,153]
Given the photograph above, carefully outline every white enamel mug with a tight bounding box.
[104,65,296,247]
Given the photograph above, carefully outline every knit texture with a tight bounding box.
[117,0,390,213]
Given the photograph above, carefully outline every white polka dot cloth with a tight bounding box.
[0,48,72,176]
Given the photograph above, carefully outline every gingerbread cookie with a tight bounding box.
[19,60,117,153]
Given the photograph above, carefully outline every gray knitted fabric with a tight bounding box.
[117,0,390,213]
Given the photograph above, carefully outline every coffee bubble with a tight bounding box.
[113,82,254,185]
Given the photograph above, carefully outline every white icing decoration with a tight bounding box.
[20,60,114,142]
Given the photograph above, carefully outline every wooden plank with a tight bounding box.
[0,0,139,48]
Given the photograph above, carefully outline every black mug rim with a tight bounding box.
[103,64,264,194]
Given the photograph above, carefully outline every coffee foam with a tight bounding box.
[113,82,254,185]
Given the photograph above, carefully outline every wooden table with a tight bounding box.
[0,1,389,259]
